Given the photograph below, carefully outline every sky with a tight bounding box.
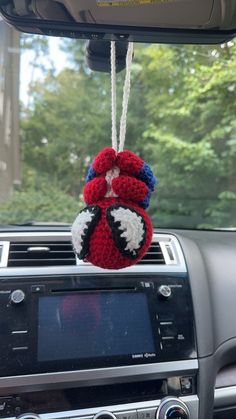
[20,37,68,104]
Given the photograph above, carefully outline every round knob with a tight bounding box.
[10,289,25,305]
[17,414,41,419]
[94,412,117,419]
[158,285,172,299]
[156,397,190,419]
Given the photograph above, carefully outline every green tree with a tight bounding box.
[0,177,81,224]
[21,40,148,196]
[2,38,236,228]
[136,43,236,228]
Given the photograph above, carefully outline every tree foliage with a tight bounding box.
[0,169,82,224]
[136,43,236,227]
[1,36,236,228]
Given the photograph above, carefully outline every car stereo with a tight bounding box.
[0,274,196,378]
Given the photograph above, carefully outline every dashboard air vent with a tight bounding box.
[138,241,165,265]
[8,241,76,267]
[0,241,9,267]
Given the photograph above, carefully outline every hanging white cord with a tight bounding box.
[118,42,134,152]
[110,41,134,153]
[111,41,117,151]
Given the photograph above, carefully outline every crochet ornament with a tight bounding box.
[72,42,157,270]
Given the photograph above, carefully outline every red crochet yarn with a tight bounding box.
[116,150,143,175]
[85,198,152,269]
[71,147,157,270]
[93,147,116,174]
[84,177,107,204]
[112,175,148,202]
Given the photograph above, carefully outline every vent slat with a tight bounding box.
[8,241,76,267]
[8,260,76,267]
[7,239,166,267]
[9,251,74,258]
[8,258,76,262]
[138,241,166,265]
[10,244,72,251]
[9,249,74,255]
[138,260,166,265]
[141,250,163,256]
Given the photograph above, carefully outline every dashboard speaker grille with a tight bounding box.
[8,241,76,267]
[138,241,166,265]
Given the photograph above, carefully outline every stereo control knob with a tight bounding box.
[17,414,41,419]
[93,411,117,419]
[156,397,190,419]
[10,289,25,305]
[158,285,172,299]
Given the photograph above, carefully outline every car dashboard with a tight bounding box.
[0,227,236,419]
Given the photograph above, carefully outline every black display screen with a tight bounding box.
[37,292,155,362]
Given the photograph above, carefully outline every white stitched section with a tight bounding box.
[105,166,120,198]
[110,207,145,255]
[111,41,117,151]
[71,209,94,254]
[118,42,134,152]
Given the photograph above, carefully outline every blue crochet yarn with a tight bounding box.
[86,165,96,182]
[139,190,152,209]
[138,162,157,192]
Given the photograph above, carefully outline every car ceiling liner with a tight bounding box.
[71,42,157,269]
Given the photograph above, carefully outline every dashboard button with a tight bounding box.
[0,397,13,416]
[15,407,22,416]
[165,406,188,418]
[160,324,177,338]
[158,285,172,299]
[116,411,137,419]
[180,377,193,395]
[137,407,156,419]
[11,332,28,346]
[12,346,28,352]
[158,314,174,322]
[0,402,6,411]
[10,290,25,305]
[157,397,190,419]
[94,411,117,419]
[161,340,174,350]
[31,285,45,293]
[16,414,41,419]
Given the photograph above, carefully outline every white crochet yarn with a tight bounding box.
[105,166,120,198]
[118,42,134,153]
[110,207,145,255]
[111,41,117,152]
[111,41,134,153]
[71,208,95,254]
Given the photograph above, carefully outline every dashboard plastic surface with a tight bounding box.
[1,227,236,419]
[163,229,236,418]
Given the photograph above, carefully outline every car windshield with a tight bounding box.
[0,20,236,230]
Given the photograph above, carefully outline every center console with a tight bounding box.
[0,273,198,419]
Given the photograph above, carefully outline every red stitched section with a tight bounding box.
[85,197,153,270]
[93,147,117,175]
[116,150,143,175]
[112,175,148,203]
[84,177,107,204]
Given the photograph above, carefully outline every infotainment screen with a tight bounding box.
[37,292,155,362]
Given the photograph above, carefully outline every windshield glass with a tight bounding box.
[0,21,236,230]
